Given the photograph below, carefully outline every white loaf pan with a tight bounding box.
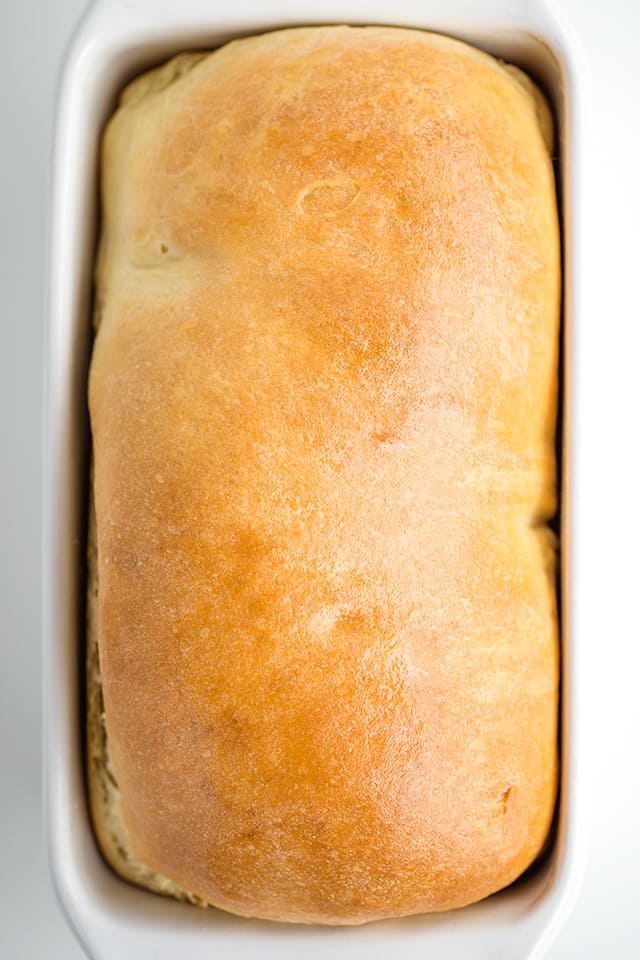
[44,0,586,956]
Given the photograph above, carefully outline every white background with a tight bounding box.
[2,0,638,956]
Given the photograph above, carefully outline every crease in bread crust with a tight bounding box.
[88,24,559,924]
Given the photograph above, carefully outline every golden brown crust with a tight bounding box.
[88,25,560,924]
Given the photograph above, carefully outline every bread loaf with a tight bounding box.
[88,25,560,924]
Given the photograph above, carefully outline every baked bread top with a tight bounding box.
[88,25,560,924]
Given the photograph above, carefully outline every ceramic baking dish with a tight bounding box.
[44,0,586,956]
